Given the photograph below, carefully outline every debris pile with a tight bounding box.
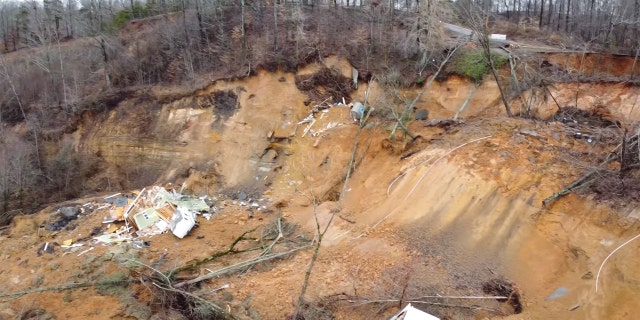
[40,186,217,256]
[111,186,214,240]
[297,98,351,138]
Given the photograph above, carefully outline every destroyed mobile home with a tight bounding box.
[103,186,212,241]
[41,186,268,252]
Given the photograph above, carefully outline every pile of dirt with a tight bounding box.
[295,67,354,104]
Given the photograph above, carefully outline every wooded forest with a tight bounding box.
[2,0,640,53]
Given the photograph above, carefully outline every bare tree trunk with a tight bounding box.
[161,0,168,15]
[274,0,278,53]
[96,0,103,32]
[195,0,206,45]
[556,0,561,31]
[484,44,514,117]
[66,0,74,38]
[589,0,595,39]
[241,0,247,67]
[539,0,545,28]
[13,18,19,51]
[635,0,640,52]
[546,0,552,27]
[454,84,478,120]
[476,15,514,117]
[182,0,194,80]
[565,0,570,33]
[100,38,111,88]
[1,7,8,52]
[52,26,69,112]
[604,12,614,49]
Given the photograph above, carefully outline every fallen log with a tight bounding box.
[175,244,312,287]
[542,152,618,207]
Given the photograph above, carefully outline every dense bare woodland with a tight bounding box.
[0,0,639,214]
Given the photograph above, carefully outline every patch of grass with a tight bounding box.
[449,49,508,83]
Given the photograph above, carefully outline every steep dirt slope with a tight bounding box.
[42,52,640,195]
[2,57,640,319]
[360,119,640,319]
[71,69,310,194]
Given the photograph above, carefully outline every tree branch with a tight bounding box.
[175,244,312,288]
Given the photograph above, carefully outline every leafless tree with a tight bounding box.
[456,0,514,117]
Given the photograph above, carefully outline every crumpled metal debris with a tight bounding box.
[121,186,212,239]
[66,185,217,248]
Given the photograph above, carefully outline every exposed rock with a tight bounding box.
[415,109,429,120]
[59,207,80,220]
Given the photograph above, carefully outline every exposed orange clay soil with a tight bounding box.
[2,56,640,320]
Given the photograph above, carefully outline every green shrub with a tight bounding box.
[111,2,149,30]
[449,49,508,83]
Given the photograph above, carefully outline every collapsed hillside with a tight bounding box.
[3,1,640,214]
[1,53,640,319]
[0,3,438,214]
